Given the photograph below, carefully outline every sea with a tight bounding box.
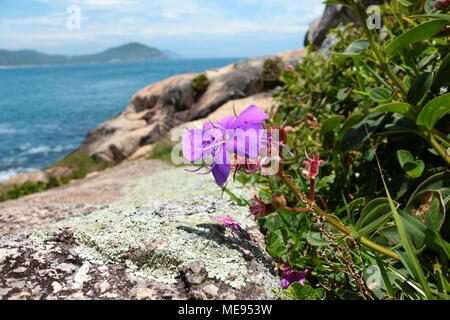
[0,58,240,182]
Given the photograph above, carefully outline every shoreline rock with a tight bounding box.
[0,160,280,300]
[77,49,305,163]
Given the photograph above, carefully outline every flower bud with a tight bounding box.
[436,0,450,11]
[249,196,276,219]
[436,26,450,37]
[271,194,287,209]
[271,126,289,144]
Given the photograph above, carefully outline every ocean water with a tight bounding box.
[0,58,240,182]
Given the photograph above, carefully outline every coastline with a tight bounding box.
[0,49,304,200]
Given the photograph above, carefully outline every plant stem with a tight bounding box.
[309,177,315,201]
[278,170,400,260]
[353,4,408,97]
[284,206,309,213]
[428,132,450,166]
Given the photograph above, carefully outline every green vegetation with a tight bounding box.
[49,151,111,183]
[147,139,175,163]
[236,0,450,300]
[260,57,284,91]
[0,178,60,202]
[0,151,111,202]
[191,73,209,100]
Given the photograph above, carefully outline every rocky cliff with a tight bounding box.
[77,49,305,163]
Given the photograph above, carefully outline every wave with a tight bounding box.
[0,124,23,134]
[0,167,36,182]
[19,144,76,155]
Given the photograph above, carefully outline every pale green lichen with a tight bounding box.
[29,227,56,245]
[64,198,256,287]
[39,166,277,290]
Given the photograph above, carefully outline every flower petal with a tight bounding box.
[182,129,204,162]
[212,147,231,186]
[227,126,264,159]
[231,105,269,129]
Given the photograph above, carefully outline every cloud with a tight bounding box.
[3,0,324,56]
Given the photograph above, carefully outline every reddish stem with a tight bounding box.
[284,206,309,213]
[309,177,315,201]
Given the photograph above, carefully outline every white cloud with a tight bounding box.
[4,0,322,56]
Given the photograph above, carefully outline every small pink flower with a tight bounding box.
[212,216,258,242]
[302,152,324,180]
[212,216,241,230]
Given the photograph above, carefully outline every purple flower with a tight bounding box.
[212,216,242,230]
[281,262,308,289]
[182,105,269,186]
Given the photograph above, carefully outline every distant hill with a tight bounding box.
[162,49,184,60]
[0,43,173,66]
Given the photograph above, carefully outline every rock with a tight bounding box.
[76,50,305,163]
[73,263,91,289]
[45,166,74,180]
[129,144,154,160]
[304,1,385,48]
[52,281,63,293]
[202,284,219,298]
[1,170,49,188]
[0,160,281,300]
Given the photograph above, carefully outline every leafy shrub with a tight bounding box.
[0,151,111,202]
[192,73,209,100]
[261,57,284,91]
[147,139,174,163]
[236,0,450,300]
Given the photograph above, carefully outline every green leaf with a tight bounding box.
[369,88,393,102]
[284,282,326,300]
[307,231,330,246]
[340,112,386,152]
[343,39,370,56]
[425,0,440,14]
[407,72,433,106]
[389,174,413,200]
[416,93,450,129]
[375,256,396,298]
[434,54,450,88]
[337,112,364,141]
[397,0,412,6]
[371,211,428,252]
[320,115,345,138]
[396,150,425,179]
[425,230,450,259]
[370,102,411,115]
[267,230,287,258]
[355,198,396,237]
[376,114,417,136]
[385,19,450,56]
[409,172,450,205]
[337,88,349,101]
[416,14,450,19]
[405,190,446,232]
[376,160,435,298]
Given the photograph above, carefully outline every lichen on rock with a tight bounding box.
[0,162,280,300]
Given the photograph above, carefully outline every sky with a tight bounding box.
[0,0,325,58]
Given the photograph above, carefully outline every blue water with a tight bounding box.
[0,58,240,181]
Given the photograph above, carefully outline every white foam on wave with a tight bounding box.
[20,144,76,155]
[0,167,36,182]
[0,124,22,134]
